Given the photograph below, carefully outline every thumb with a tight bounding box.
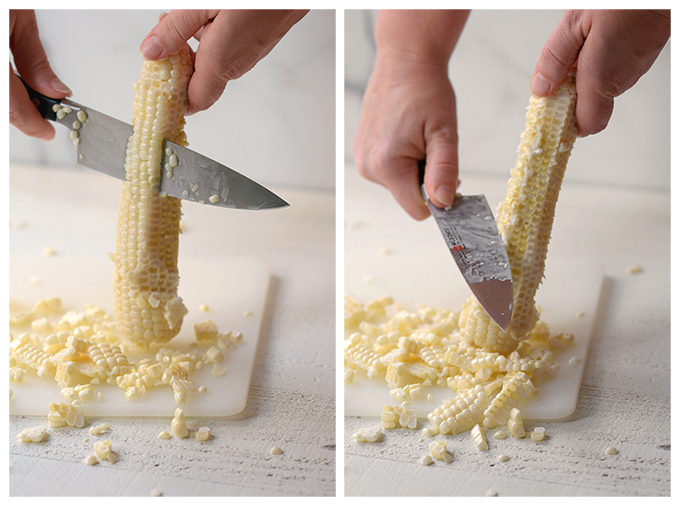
[531,11,586,97]
[422,138,459,209]
[140,10,217,61]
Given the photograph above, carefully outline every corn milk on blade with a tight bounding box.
[112,45,193,351]
[459,69,578,355]
[426,195,513,330]
[160,140,289,209]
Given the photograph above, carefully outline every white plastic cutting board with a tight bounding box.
[345,257,603,420]
[9,255,269,418]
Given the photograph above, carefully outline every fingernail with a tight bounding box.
[531,72,550,97]
[51,78,72,96]
[140,35,163,61]
[435,185,455,208]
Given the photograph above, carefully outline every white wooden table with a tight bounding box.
[343,165,670,497]
[9,163,336,496]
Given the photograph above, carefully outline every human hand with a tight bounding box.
[140,9,308,115]
[353,57,459,220]
[531,9,670,136]
[353,10,468,220]
[9,9,72,141]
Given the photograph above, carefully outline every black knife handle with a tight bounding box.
[16,75,60,121]
[417,159,426,186]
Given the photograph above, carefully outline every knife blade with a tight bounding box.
[19,77,289,210]
[419,160,513,330]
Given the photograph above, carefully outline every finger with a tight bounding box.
[140,9,218,61]
[10,10,71,99]
[9,67,55,140]
[570,51,616,137]
[422,136,459,209]
[186,10,307,113]
[185,19,231,114]
[531,11,587,97]
[380,158,431,220]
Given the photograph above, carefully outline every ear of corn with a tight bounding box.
[459,69,578,355]
[112,45,193,351]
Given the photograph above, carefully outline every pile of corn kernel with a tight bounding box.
[10,296,244,457]
[345,295,574,451]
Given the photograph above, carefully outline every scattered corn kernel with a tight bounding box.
[530,427,546,441]
[626,264,643,274]
[158,430,172,440]
[16,426,48,443]
[419,455,434,466]
[93,439,116,463]
[471,424,489,450]
[196,427,211,441]
[605,446,618,455]
[429,440,452,462]
[269,446,283,455]
[171,407,189,438]
[43,246,56,257]
[83,454,98,466]
[212,364,226,376]
[497,454,510,463]
[352,426,383,443]
[507,408,525,439]
[89,423,110,436]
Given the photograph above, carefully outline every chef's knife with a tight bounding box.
[418,160,513,330]
[19,77,289,210]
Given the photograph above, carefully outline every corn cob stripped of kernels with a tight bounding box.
[112,45,193,351]
[459,69,578,355]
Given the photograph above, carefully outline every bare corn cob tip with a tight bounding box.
[459,69,578,355]
[112,45,193,351]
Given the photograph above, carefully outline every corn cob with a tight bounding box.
[112,45,193,351]
[459,69,578,355]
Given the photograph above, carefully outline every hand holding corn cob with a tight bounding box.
[139,9,308,114]
[531,9,670,137]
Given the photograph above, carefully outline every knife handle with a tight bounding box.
[417,159,426,186]
[16,75,60,121]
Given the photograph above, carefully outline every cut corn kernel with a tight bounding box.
[112,45,192,351]
[83,454,98,466]
[196,427,211,441]
[352,426,383,443]
[93,439,117,463]
[16,426,48,443]
[471,423,488,450]
[88,423,110,436]
[429,440,452,463]
[530,426,546,441]
[605,446,618,455]
[171,407,189,438]
[507,407,525,439]
[269,446,283,455]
